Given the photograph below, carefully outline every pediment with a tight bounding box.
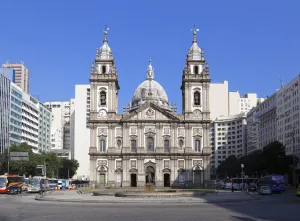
[122,102,180,122]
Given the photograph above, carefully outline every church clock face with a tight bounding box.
[98,109,107,117]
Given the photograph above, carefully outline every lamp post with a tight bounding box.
[241,164,244,191]
[292,127,296,187]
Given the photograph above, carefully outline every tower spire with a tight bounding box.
[146,56,154,80]
[191,24,199,43]
[103,25,109,42]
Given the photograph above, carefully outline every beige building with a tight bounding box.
[88,28,211,187]
[2,62,30,93]
[210,113,247,171]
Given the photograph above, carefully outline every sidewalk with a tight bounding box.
[36,190,258,204]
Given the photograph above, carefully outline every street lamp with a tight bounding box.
[241,164,244,191]
[291,127,296,187]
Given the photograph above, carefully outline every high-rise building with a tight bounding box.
[209,80,263,173]
[277,75,300,157]
[210,81,264,120]
[246,106,260,154]
[21,93,39,150]
[245,75,300,158]
[0,69,11,153]
[2,62,30,94]
[10,83,23,146]
[73,85,90,179]
[44,101,72,159]
[210,113,247,172]
[38,103,52,152]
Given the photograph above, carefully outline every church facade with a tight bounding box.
[88,27,211,187]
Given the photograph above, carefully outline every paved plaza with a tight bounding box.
[0,190,299,221]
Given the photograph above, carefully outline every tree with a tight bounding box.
[217,155,238,177]
[58,159,79,179]
[260,141,287,174]
[0,143,79,179]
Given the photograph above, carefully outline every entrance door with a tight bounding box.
[99,174,105,185]
[194,172,201,186]
[164,174,170,187]
[130,174,137,187]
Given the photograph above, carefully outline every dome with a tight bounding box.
[96,26,113,60]
[98,41,113,60]
[131,60,171,111]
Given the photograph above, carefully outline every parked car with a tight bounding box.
[258,185,272,195]
[248,183,257,192]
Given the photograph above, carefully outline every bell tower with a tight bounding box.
[181,25,210,120]
[90,26,120,117]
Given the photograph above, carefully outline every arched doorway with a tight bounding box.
[97,165,107,186]
[145,166,155,184]
[193,165,202,187]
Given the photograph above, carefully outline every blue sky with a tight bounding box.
[1,0,299,113]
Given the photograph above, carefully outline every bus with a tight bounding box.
[27,176,49,193]
[48,178,58,190]
[0,175,24,194]
[231,178,258,190]
[259,174,285,193]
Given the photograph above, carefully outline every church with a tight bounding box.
[88,27,211,187]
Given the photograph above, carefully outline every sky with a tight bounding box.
[0,0,299,113]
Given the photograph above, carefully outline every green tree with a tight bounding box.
[58,159,79,179]
[217,155,238,177]
[260,141,287,174]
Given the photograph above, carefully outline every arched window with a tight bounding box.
[102,65,106,74]
[194,65,199,74]
[131,140,137,152]
[194,91,200,105]
[164,140,170,153]
[100,91,106,105]
[195,139,201,152]
[147,137,154,152]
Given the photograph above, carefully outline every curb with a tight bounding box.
[35,196,258,204]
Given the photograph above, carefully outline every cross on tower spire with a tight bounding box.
[103,25,109,42]
[191,24,199,43]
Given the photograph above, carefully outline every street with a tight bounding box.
[0,191,299,221]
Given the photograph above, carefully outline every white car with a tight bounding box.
[258,185,272,195]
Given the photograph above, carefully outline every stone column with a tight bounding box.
[90,158,96,183]
[155,159,163,187]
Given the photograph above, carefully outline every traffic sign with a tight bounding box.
[37,165,44,167]
[241,164,244,168]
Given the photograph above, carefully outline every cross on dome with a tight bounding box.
[146,56,154,80]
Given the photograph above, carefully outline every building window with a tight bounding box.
[99,139,106,152]
[194,65,199,74]
[179,173,185,183]
[164,140,170,153]
[178,139,184,148]
[102,65,106,74]
[194,91,200,105]
[116,139,122,148]
[100,91,106,105]
[147,137,154,152]
[131,140,137,152]
[195,139,201,152]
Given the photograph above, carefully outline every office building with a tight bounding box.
[210,113,247,171]
[2,62,30,94]
[0,69,11,152]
